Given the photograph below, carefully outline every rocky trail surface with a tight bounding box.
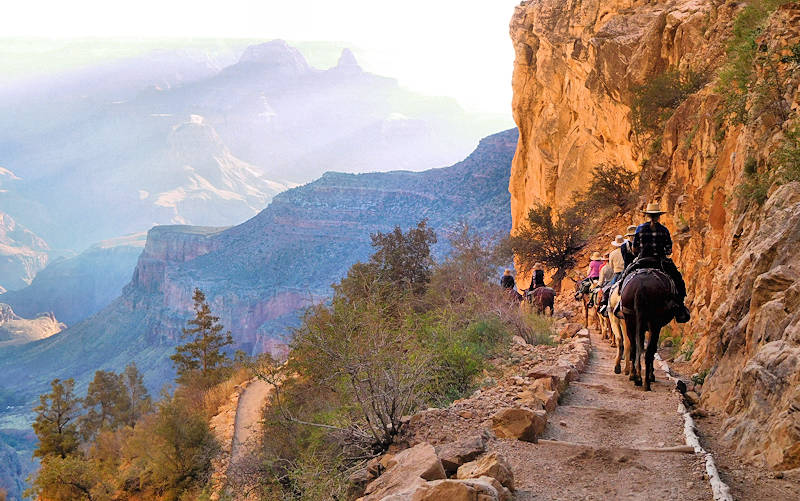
[231,378,272,463]
[495,331,711,500]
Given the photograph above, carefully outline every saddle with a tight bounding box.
[621,268,677,296]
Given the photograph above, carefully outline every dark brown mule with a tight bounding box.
[620,269,676,391]
[528,287,555,316]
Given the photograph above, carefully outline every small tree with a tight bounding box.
[82,371,128,440]
[584,165,638,213]
[32,378,83,459]
[121,363,152,428]
[369,220,437,294]
[507,202,592,290]
[25,455,107,501]
[170,289,234,388]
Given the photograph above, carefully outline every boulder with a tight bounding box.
[490,408,547,442]
[456,452,515,491]
[435,434,487,474]
[559,322,583,338]
[389,477,512,501]
[527,365,576,393]
[358,443,446,501]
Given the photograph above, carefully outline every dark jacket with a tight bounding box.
[621,241,636,268]
[530,269,545,289]
[501,275,515,289]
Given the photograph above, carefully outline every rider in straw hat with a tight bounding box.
[617,202,690,323]
[586,252,607,281]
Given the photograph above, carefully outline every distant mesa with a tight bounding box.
[236,39,310,74]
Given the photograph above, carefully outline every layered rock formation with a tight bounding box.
[0,128,517,420]
[0,303,63,347]
[0,233,144,325]
[0,211,49,292]
[509,0,800,469]
[0,40,505,251]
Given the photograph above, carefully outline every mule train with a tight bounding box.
[575,203,690,391]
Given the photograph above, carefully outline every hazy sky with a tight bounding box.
[1,0,521,115]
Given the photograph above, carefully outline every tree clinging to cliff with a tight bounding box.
[171,289,234,388]
[506,202,591,290]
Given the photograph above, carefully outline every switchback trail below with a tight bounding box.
[493,330,712,500]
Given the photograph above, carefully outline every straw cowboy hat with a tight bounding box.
[503,269,512,276]
[611,235,625,247]
[625,225,637,237]
[534,262,544,269]
[590,251,607,261]
[642,202,666,215]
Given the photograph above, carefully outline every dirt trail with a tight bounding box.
[492,331,712,500]
[230,378,272,462]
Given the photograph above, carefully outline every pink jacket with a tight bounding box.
[587,260,604,279]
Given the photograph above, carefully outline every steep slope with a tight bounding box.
[0,128,517,415]
[0,211,49,292]
[0,233,145,325]
[509,0,800,469]
[0,40,505,251]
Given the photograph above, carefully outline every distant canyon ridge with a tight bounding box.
[0,40,506,253]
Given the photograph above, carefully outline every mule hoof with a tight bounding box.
[614,365,621,374]
[649,375,656,383]
[628,374,635,381]
[644,383,652,391]
[634,378,642,387]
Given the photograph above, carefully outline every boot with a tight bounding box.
[674,301,691,323]
[613,302,624,319]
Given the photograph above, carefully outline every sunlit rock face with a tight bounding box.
[510,0,800,469]
[0,303,63,347]
[0,211,49,292]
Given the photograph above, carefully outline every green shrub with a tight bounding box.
[717,0,784,124]
[631,69,706,138]
[523,314,556,346]
[704,166,716,184]
[736,169,771,205]
[776,126,800,183]
[692,368,710,386]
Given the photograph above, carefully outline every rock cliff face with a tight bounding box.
[0,233,144,325]
[509,0,800,469]
[0,129,517,415]
[0,303,63,347]
[0,211,49,292]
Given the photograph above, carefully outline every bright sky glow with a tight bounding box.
[1,0,521,115]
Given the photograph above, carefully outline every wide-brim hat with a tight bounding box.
[533,262,544,269]
[590,251,605,261]
[611,235,625,247]
[642,202,666,215]
[625,225,637,237]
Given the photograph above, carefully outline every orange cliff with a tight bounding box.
[509,0,800,469]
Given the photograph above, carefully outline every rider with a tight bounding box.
[621,225,637,268]
[608,235,627,285]
[530,262,546,290]
[585,252,606,307]
[618,202,691,323]
[501,269,515,290]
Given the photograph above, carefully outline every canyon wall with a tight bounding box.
[510,0,800,469]
[0,129,518,416]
